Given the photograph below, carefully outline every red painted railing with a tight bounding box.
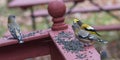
[0,1,101,60]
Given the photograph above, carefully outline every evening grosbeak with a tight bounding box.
[72,23,91,43]
[8,15,24,44]
[72,18,108,44]
[73,18,101,36]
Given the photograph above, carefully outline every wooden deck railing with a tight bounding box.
[0,1,101,60]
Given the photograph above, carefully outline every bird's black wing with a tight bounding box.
[84,28,101,36]
[8,24,18,39]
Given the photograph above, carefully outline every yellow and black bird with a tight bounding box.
[72,18,108,44]
[8,15,24,44]
[73,18,101,36]
[72,20,91,43]
[72,22,89,39]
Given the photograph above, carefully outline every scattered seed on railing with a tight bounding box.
[53,31,96,59]
[75,53,87,59]
[22,34,26,38]
[37,30,43,33]
[90,56,92,58]
[84,43,91,47]
[89,51,93,54]
[36,31,39,33]
[28,32,33,36]
[32,31,36,35]
[64,40,84,53]
[54,31,85,53]
[57,31,73,39]
[22,30,45,38]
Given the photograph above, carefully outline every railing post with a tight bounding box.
[48,0,68,31]
[48,1,101,60]
[48,1,68,60]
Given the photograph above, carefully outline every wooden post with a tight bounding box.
[48,1,68,60]
[48,1,101,60]
[48,1,68,31]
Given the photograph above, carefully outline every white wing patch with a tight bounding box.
[87,26,94,30]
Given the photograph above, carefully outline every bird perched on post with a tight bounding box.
[73,18,101,36]
[8,15,24,44]
[72,18,108,44]
[72,20,91,43]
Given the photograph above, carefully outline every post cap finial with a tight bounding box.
[48,1,66,18]
[48,1,68,31]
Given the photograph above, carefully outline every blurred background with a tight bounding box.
[0,0,120,60]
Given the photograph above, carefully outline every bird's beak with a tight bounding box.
[73,19,79,23]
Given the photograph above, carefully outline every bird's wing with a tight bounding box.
[14,23,22,36]
[82,24,95,30]
[15,23,21,32]
[85,27,101,36]
[8,23,22,37]
[78,30,89,38]
[82,24,101,36]
[8,24,18,39]
[72,23,80,34]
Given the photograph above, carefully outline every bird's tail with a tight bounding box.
[97,39,108,44]
[96,32,101,37]
[88,34,108,44]
[94,30,101,37]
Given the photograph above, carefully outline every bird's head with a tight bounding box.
[73,18,82,26]
[73,18,79,23]
[8,15,16,23]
